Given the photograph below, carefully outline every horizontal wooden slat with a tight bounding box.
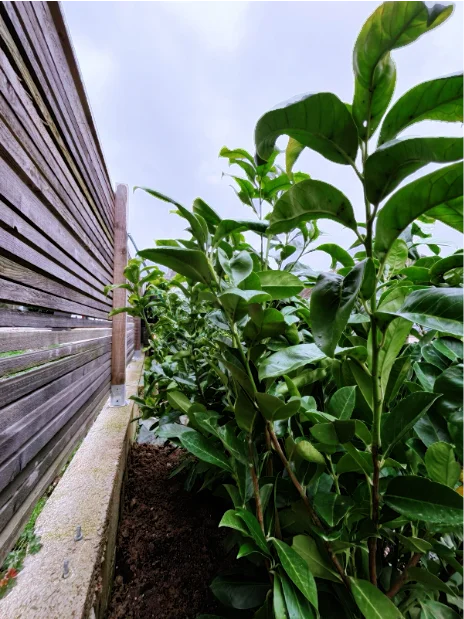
[0,340,110,407]
[0,380,109,537]
[0,253,111,313]
[0,355,110,472]
[0,326,111,353]
[0,308,110,329]
[0,278,109,320]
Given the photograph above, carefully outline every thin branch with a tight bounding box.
[386,553,422,598]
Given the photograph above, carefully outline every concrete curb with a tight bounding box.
[1,356,144,619]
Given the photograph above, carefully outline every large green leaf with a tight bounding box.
[280,573,316,619]
[352,1,453,139]
[292,535,340,583]
[313,244,354,268]
[389,287,463,336]
[328,386,356,420]
[381,391,440,456]
[384,475,463,525]
[258,344,326,380]
[229,251,253,285]
[256,271,304,300]
[255,92,358,164]
[166,390,191,414]
[269,179,357,235]
[138,247,214,285]
[374,162,463,257]
[365,137,463,204]
[372,318,412,394]
[430,253,464,285]
[351,578,404,619]
[379,73,463,145]
[212,219,269,245]
[273,575,287,619]
[272,539,318,609]
[310,261,366,357]
[425,442,461,488]
[179,430,231,471]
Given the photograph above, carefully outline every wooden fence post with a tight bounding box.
[133,317,142,359]
[110,183,128,405]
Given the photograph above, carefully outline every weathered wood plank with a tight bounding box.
[0,9,114,242]
[0,278,109,320]
[0,158,111,287]
[27,2,114,220]
[111,184,128,394]
[0,308,110,329]
[0,199,110,297]
[0,249,111,312]
[0,326,111,354]
[0,339,111,406]
[0,356,111,474]
[0,380,109,540]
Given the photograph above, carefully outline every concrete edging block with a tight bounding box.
[1,357,144,619]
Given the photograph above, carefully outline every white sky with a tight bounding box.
[63,1,463,269]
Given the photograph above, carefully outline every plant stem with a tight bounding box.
[267,424,350,589]
[386,553,422,598]
[248,436,265,533]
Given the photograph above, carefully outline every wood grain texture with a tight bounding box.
[111,184,128,387]
[0,308,110,329]
[0,327,111,353]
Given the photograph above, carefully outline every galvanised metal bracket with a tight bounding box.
[110,384,126,406]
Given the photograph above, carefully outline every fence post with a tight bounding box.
[133,317,142,359]
[110,183,128,406]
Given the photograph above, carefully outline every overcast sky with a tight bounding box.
[63,1,463,269]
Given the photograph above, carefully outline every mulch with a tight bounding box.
[106,443,229,619]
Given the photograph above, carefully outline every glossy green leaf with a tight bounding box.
[379,73,463,145]
[280,573,316,619]
[286,137,305,178]
[384,356,412,404]
[234,389,256,433]
[385,239,409,273]
[407,567,456,596]
[219,510,249,536]
[292,535,340,583]
[434,364,464,416]
[420,600,461,619]
[219,146,255,164]
[384,475,463,525]
[425,442,461,488]
[256,271,304,300]
[310,261,367,357]
[166,390,191,414]
[430,253,463,284]
[382,391,439,456]
[138,247,214,285]
[365,137,463,204]
[255,92,358,164]
[258,344,326,380]
[212,219,269,245]
[396,534,432,554]
[351,578,404,619]
[269,179,357,235]
[337,449,373,475]
[375,162,463,257]
[273,575,288,619]
[192,197,221,231]
[328,386,356,420]
[314,244,354,268]
[373,318,412,394]
[236,508,270,556]
[352,1,453,140]
[433,336,463,361]
[389,287,463,336]
[272,539,318,609]
[229,251,253,284]
[179,430,231,471]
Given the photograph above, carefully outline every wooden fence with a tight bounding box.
[0,1,137,561]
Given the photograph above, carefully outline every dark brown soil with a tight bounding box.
[107,443,228,619]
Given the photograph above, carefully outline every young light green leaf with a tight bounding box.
[379,73,463,145]
[381,392,440,457]
[255,92,358,164]
[425,442,461,488]
[310,261,367,357]
[388,287,463,336]
[256,271,304,300]
[313,244,354,268]
[295,441,325,465]
[365,137,463,204]
[258,344,326,380]
[272,539,318,609]
[375,162,463,257]
[384,476,463,525]
[138,247,214,285]
[351,578,404,619]
[269,179,357,235]
[286,137,305,178]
